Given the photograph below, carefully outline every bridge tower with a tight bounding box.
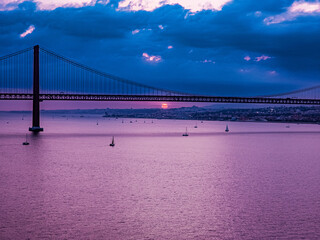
[29,45,43,132]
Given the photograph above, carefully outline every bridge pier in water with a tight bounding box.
[29,45,43,132]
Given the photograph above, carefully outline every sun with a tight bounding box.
[161,103,168,109]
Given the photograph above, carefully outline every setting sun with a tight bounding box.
[161,103,168,109]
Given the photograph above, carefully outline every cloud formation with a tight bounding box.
[200,59,215,64]
[0,0,102,11]
[255,55,271,62]
[142,53,162,62]
[118,0,232,12]
[0,0,319,96]
[264,0,320,25]
[244,56,251,61]
[132,29,140,34]
[20,24,35,38]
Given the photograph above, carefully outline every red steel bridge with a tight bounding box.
[1,45,320,132]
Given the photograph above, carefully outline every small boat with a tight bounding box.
[22,134,29,145]
[109,136,115,147]
[130,121,132,123]
[182,127,189,136]
[225,125,229,132]
[194,122,198,128]
[96,120,99,125]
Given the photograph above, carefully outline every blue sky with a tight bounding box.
[0,0,320,109]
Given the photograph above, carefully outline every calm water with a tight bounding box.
[1,113,320,239]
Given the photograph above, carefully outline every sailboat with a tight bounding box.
[109,136,115,147]
[96,120,99,125]
[22,134,29,145]
[225,125,229,132]
[194,122,198,128]
[182,127,189,136]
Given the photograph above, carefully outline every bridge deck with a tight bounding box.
[1,93,320,105]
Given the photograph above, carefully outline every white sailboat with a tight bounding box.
[182,127,189,136]
[22,134,29,145]
[109,136,115,147]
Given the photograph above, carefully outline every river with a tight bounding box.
[0,113,319,239]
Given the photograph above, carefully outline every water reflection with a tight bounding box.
[0,114,320,239]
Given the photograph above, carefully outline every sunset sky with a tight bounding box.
[0,0,320,110]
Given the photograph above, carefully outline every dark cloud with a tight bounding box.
[0,0,319,96]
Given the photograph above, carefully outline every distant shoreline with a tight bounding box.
[1,107,320,125]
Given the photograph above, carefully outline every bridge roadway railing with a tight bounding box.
[1,93,320,105]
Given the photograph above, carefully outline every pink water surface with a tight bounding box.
[1,113,320,239]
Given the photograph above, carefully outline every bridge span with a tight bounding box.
[1,93,320,105]
[1,45,320,132]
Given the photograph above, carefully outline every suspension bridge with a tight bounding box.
[1,45,320,132]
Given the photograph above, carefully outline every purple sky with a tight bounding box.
[0,0,320,110]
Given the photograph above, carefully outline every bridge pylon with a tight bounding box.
[29,45,43,132]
